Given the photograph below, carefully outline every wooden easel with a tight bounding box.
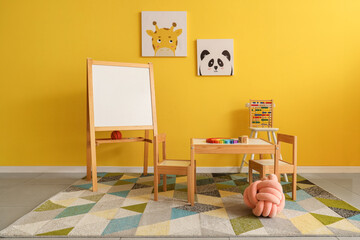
[86,59,158,191]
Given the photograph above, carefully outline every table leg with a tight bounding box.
[187,166,191,203]
[194,160,197,193]
[239,130,254,173]
[250,131,258,160]
[248,164,253,183]
[190,140,195,206]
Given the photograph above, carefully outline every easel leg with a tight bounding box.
[153,139,159,201]
[90,137,98,192]
[86,113,91,181]
[143,130,149,176]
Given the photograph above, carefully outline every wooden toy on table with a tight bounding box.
[238,135,249,144]
[239,99,288,182]
[86,59,158,192]
[206,138,239,144]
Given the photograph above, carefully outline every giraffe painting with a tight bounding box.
[146,21,182,56]
[142,11,187,57]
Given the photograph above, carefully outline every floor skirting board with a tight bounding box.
[1,166,360,173]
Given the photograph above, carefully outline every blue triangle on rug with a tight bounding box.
[171,208,198,220]
[109,190,131,198]
[102,214,142,235]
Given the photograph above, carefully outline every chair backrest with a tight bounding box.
[155,133,167,162]
[277,133,297,166]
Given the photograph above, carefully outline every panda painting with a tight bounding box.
[197,39,234,76]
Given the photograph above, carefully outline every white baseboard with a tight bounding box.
[0,166,360,173]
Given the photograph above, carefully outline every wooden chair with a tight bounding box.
[248,133,297,200]
[153,133,196,203]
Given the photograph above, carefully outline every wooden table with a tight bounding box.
[189,138,280,206]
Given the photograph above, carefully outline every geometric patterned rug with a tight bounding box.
[1,173,360,237]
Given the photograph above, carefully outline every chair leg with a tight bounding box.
[248,166,253,183]
[260,168,266,180]
[292,172,297,201]
[271,131,288,182]
[163,174,167,191]
[154,170,159,201]
[187,169,191,203]
[266,131,276,159]
[194,161,197,193]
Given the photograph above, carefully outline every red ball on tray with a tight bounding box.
[111,131,122,139]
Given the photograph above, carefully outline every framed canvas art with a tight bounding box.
[142,11,187,57]
[197,39,234,76]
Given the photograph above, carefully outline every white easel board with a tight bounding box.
[91,64,153,128]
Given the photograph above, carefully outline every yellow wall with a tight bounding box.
[1,0,360,167]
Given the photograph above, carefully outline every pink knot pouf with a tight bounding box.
[243,174,285,218]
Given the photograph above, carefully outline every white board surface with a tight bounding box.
[92,65,153,127]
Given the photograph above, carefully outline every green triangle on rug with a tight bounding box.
[114,180,134,186]
[36,227,73,236]
[230,214,263,235]
[316,198,360,212]
[310,213,344,225]
[34,200,66,212]
[215,183,234,190]
[81,193,105,202]
[122,178,139,183]
[138,181,154,186]
[122,203,147,213]
[55,203,96,219]
[104,173,123,177]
